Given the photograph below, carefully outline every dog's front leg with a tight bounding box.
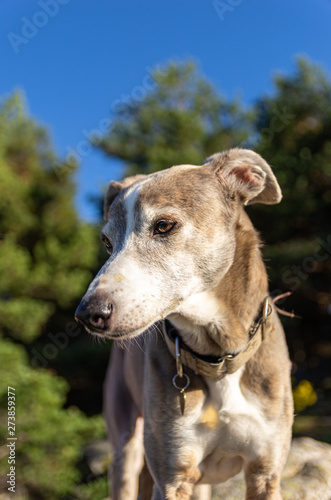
[152,483,211,500]
[245,463,282,500]
[152,486,192,500]
[192,484,212,500]
[104,344,147,500]
[110,415,145,500]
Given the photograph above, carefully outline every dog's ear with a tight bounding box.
[204,148,282,205]
[103,174,146,220]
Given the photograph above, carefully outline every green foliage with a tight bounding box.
[74,477,109,500]
[0,338,105,499]
[0,93,106,499]
[94,61,252,175]
[253,57,331,243]
[247,59,331,401]
[0,92,99,342]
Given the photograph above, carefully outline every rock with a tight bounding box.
[212,437,331,500]
[281,437,331,500]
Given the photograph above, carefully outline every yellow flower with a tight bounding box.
[293,380,317,413]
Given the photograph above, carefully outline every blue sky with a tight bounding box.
[1,0,331,221]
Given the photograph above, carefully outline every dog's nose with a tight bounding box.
[75,299,113,331]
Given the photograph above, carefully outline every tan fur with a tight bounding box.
[76,149,293,499]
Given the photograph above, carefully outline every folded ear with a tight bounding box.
[204,148,282,205]
[103,174,146,220]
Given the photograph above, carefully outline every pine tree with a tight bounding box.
[94,61,251,175]
[252,57,331,243]
[249,59,331,412]
[0,93,107,499]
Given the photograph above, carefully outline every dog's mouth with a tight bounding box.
[75,296,184,341]
[75,315,155,341]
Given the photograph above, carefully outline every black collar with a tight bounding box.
[164,298,272,366]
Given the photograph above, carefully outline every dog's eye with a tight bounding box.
[154,220,176,235]
[100,234,113,254]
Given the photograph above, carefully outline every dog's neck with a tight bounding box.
[168,210,268,358]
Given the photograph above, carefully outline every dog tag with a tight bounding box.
[179,389,186,415]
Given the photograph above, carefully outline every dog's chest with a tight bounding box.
[175,368,273,484]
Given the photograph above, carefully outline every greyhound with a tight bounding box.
[75,148,293,500]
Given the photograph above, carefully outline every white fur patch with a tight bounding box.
[167,291,226,354]
[174,367,276,485]
[176,291,222,326]
[121,181,148,246]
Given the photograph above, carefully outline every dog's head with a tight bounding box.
[75,148,281,339]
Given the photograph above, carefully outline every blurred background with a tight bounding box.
[0,1,330,499]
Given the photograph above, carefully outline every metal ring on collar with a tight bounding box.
[172,373,190,391]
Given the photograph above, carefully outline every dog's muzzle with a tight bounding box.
[75,297,113,333]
